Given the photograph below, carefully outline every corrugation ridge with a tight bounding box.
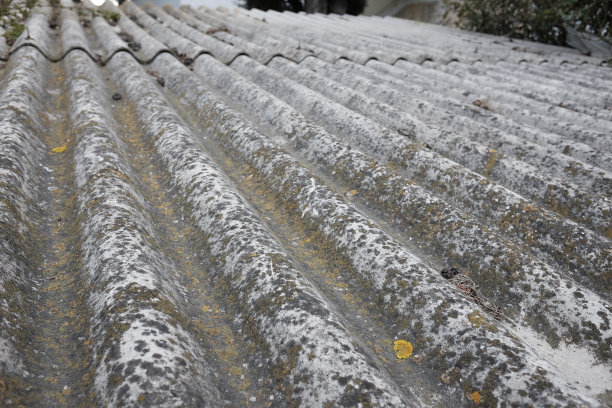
[268,10,457,65]
[206,54,612,337]
[101,0,169,61]
[391,59,612,135]
[332,12,606,66]
[470,60,612,106]
[340,57,610,162]
[0,46,49,386]
[122,1,204,64]
[311,57,612,230]
[63,49,225,406]
[141,3,245,65]
[268,56,612,203]
[0,26,8,60]
[554,59,612,80]
[257,10,528,66]
[108,50,416,407]
[420,61,612,154]
[205,6,374,64]
[307,13,458,65]
[5,3,174,65]
[186,4,339,63]
[90,8,181,66]
[9,40,178,65]
[230,53,612,242]
[495,60,612,94]
[163,4,306,65]
[10,5,57,57]
[295,57,612,235]
[413,59,612,152]
[58,3,93,57]
[210,6,347,63]
[245,8,390,64]
[469,60,611,112]
[150,51,602,407]
[429,60,612,122]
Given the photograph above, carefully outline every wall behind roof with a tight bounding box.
[364,0,444,24]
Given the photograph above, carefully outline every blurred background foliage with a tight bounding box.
[445,0,612,45]
[444,0,611,46]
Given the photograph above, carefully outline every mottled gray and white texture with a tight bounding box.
[0,2,610,407]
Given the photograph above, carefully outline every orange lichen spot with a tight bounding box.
[84,339,90,345]
[51,145,67,153]
[393,340,413,359]
[470,391,482,404]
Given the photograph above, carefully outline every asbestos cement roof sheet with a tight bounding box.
[0,0,611,406]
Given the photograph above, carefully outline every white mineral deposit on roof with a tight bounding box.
[512,323,612,398]
[92,307,220,407]
[0,337,26,376]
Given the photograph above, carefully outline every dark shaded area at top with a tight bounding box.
[244,0,365,16]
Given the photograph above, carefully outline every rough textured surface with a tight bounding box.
[0,0,611,407]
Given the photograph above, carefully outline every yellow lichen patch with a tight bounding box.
[393,340,413,359]
[348,189,358,195]
[237,381,250,392]
[482,148,500,178]
[202,305,211,312]
[468,311,498,332]
[138,393,146,403]
[51,145,67,153]
[470,391,482,404]
[45,376,57,383]
[605,225,612,240]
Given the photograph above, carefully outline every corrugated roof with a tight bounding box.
[0,0,611,406]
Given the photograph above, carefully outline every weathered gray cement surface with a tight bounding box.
[1,0,611,406]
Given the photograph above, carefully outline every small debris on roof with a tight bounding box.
[205,25,230,35]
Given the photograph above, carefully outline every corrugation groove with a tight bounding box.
[0,1,610,407]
